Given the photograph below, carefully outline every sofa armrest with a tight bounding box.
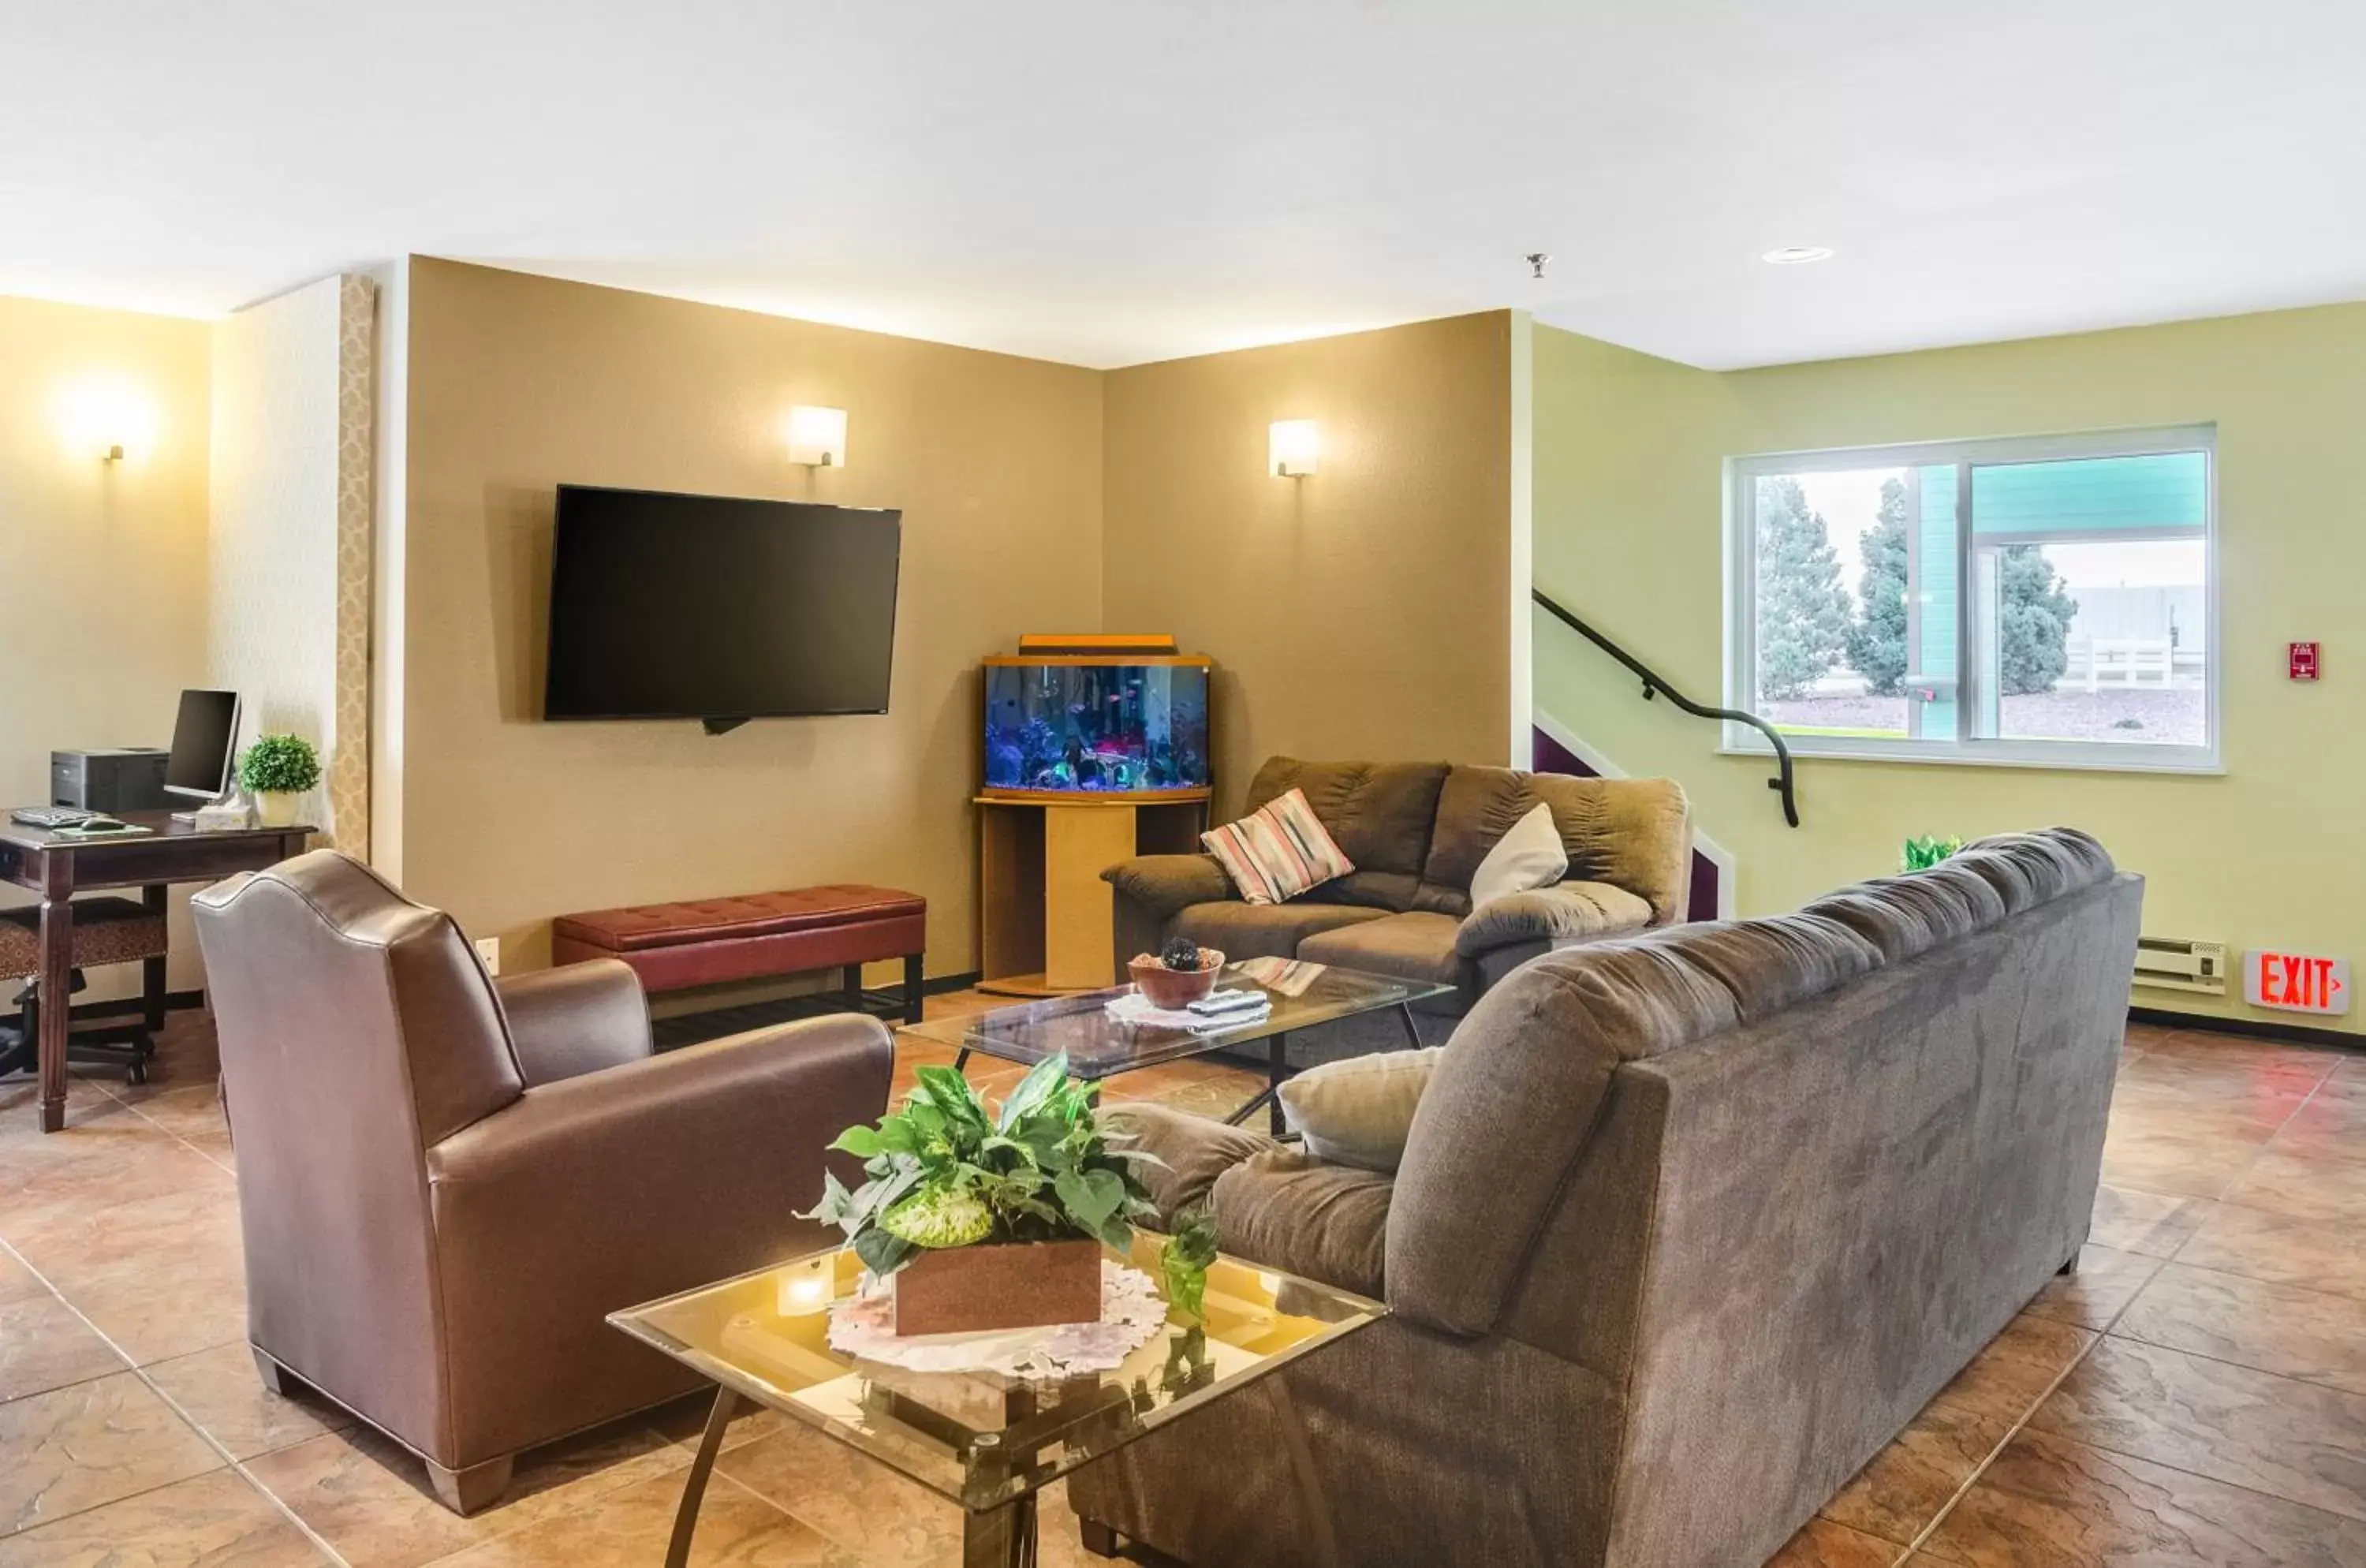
[1103,854,1234,924]
[421,1014,893,1459]
[496,961,653,1086]
[1101,1102,1275,1225]
[1454,880,1655,959]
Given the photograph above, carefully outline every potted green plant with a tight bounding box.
[1901,834,1965,872]
[804,1052,1161,1335]
[239,734,320,828]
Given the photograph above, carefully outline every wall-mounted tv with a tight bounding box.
[543,485,901,733]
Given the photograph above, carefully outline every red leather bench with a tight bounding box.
[552,885,927,1023]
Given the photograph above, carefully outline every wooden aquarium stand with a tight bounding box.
[975,792,1208,995]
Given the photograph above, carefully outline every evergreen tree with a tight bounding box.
[1845,477,1910,696]
[1754,477,1853,701]
[1998,545,2078,695]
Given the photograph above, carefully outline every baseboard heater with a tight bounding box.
[2133,937,2228,995]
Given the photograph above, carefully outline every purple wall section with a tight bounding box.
[1532,727,1721,922]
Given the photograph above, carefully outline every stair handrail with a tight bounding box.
[1532,587,1800,828]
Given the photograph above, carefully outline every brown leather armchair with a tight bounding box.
[191,850,892,1514]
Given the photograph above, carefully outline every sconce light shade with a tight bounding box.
[58,379,152,465]
[786,405,849,468]
[1270,419,1318,478]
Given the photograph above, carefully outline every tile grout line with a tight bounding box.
[1898,1052,2356,1561]
[0,1231,351,1565]
[5,1073,347,1563]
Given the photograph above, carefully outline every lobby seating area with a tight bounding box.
[11,9,2366,1559]
[5,992,2366,1562]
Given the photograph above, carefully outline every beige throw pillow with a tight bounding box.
[1276,1047,1442,1173]
[1468,801,1569,908]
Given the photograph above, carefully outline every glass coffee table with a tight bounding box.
[611,1234,1385,1568]
[900,959,1452,1133]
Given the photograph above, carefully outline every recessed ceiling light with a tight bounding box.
[1763,245,1836,265]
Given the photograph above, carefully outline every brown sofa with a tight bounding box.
[1103,757,1693,1027]
[1073,829,2140,1568]
[191,851,891,1513]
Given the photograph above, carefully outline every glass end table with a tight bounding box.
[611,1234,1385,1568]
[898,958,1452,1133]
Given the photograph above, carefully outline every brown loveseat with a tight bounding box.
[1103,757,1692,1023]
[191,851,892,1513]
[1073,829,2140,1568]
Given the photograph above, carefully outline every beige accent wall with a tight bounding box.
[1103,312,1516,816]
[398,259,1104,974]
[0,293,212,989]
[1533,307,2366,1034]
[206,274,375,848]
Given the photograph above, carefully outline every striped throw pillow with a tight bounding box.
[1203,788,1356,905]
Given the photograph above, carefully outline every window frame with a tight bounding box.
[1723,424,2221,775]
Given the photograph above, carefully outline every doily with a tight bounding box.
[827,1259,1168,1376]
[1103,991,1271,1032]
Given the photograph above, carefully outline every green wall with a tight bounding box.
[1532,304,2366,1034]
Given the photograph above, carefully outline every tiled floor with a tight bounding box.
[1771,1025,2366,1567]
[2,1010,2360,1566]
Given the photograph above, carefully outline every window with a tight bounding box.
[1727,427,2216,771]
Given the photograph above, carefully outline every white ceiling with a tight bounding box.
[6,0,2364,370]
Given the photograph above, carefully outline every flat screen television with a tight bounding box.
[543,485,901,730]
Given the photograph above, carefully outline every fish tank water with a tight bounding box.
[983,661,1211,794]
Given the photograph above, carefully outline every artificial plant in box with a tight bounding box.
[1901,834,1965,872]
[804,1052,1162,1334]
[238,734,320,828]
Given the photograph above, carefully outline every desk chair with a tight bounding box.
[0,898,167,1084]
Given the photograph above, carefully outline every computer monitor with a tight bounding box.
[164,690,241,801]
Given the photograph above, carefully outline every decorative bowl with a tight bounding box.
[1128,949,1226,1009]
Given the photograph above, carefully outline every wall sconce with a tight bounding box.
[786,405,848,468]
[58,379,152,466]
[1270,420,1318,478]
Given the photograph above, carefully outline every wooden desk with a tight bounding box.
[0,811,312,1133]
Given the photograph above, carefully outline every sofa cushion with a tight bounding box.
[1316,870,1425,912]
[1298,911,1465,989]
[1955,828,2117,913]
[1213,1148,1392,1300]
[1276,1047,1441,1173]
[1421,767,1692,923]
[1454,880,1654,958]
[1243,759,1450,883]
[1866,864,2006,937]
[1636,913,1883,1024]
[1204,787,1356,905]
[1800,887,1939,962]
[1174,902,1386,962]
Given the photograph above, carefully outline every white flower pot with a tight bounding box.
[254,791,302,828]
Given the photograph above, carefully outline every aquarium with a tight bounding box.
[983,662,1211,795]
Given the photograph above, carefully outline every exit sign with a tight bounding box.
[2245,950,2350,1015]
